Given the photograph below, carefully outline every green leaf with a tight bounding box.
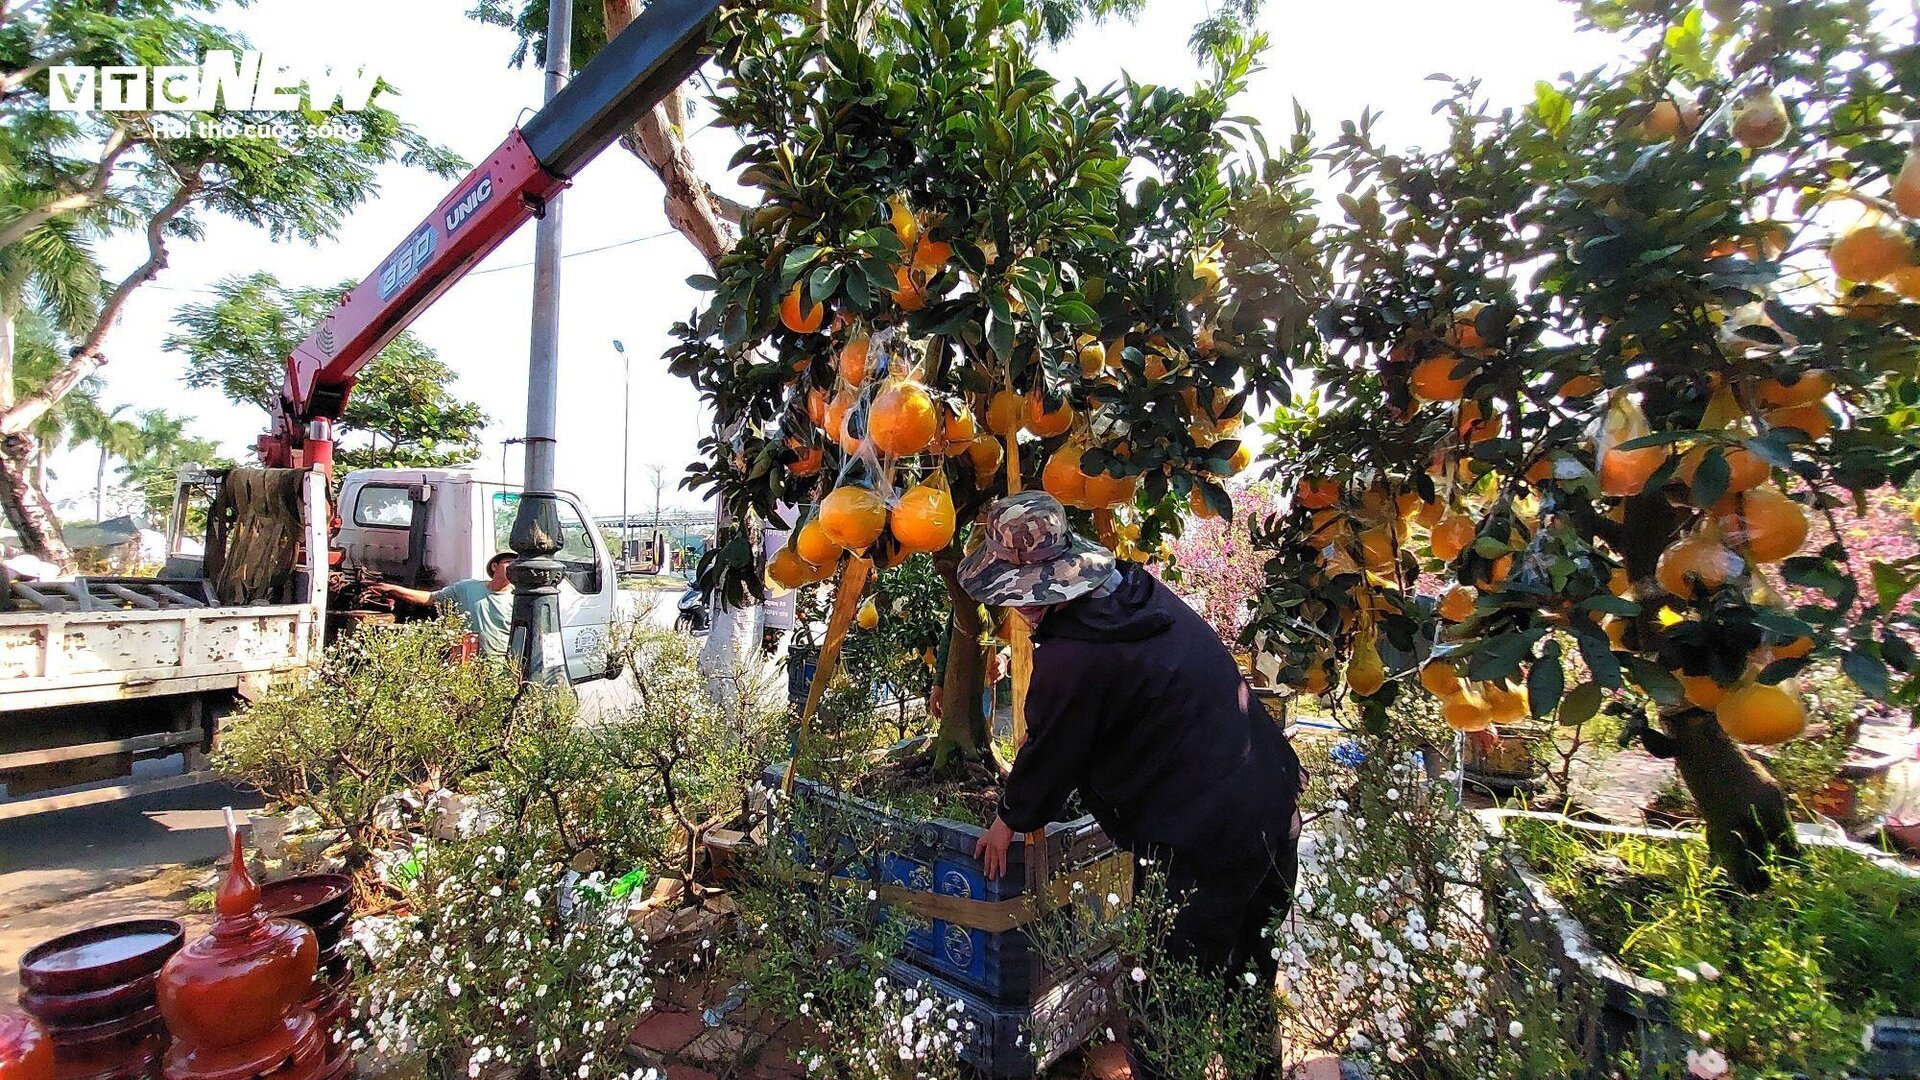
[1870,560,1920,612]
[1843,650,1891,700]
[1578,594,1641,617]
[1623,656,1683,706]
[1528,644,1564,720]
[1530,81,1571,139]
[1688,446,1730,508]
[1559,681,1603,726]
[1571,621,1623,689]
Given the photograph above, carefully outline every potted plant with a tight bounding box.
[664,0,1308,1072]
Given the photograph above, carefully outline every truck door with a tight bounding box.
[487,491,616,682]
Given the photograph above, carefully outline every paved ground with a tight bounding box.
[0,780,258,997]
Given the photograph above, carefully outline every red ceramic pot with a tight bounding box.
[19,923,183,996]
[17,973,158,1029]
[0,1009,54,1080]
[157,826,317,1056]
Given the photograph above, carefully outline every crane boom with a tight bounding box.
[260,0,720,469]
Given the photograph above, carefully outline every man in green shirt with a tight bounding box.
[371,551,516,654]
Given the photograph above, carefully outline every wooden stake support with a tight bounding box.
[782,554,875,797]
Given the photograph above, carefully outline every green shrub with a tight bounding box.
[1508,818,1920,1074]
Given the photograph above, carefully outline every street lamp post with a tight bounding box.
[506,0,571,686]
[615,339,630,573]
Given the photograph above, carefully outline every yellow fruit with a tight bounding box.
[891,483,956,552]
[1715,682,1806,745]
[1830,223,1913,283]
[1042,445,1089,507]
[1026,392,1074,437]
[1420,661,1462,698]
[1228,443,1254,474]
[768,547,815,590]
[1429,514,1475,562]
[780,284,825,334]
[1078,340,1107,378]
[1714,486,1808,563]
[856,597,879,630]
[985,391,1024,436]
[795,520,842,566]
[1655,531,1744,599]
[1442,690,1494,732]
[1411,354,1472,401]
[1730,87,1790,149]
[1484,681,1530,725]
[888,195,920,248]
[1347,634,1386,697]
[869,380,940,456]
[819,485,887,550]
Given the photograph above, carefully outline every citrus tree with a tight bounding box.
[667,0,1310,772]
[1243,0,1920,890]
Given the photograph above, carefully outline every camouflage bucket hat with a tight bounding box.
[958,491,1117,607]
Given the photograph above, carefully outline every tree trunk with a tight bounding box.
[1609,488,1796,891]
[931,552,992,773]
[0,433,73,572]
[95,443,106,522]
[1662,706,1799,892]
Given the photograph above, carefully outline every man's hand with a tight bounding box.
[974,816,1015,881]
[1466,727,1501,754]
[926,685,943,719]
[985,646,1009,685]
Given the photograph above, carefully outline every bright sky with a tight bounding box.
[54,0,1624,524]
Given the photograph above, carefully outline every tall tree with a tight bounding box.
[116,409,227,522]
[166,272,488,472]
[69,401,142,522]
[0,0,464,569]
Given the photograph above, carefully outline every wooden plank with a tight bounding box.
[0,730,201,772]
[0,770,216,822]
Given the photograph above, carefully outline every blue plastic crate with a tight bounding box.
[883,947,1121,1079]
[767,765,1120,1029]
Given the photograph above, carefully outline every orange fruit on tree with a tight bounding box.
[1764,403,1834,441]
[1888,265,1920,300]
[791,445,824,477]
[1655,530,1743,598]
[1714,486,1808,563]
[806,386,829,428]
[1559,373,1603,399]
[1359,526,1398,574]
[780,284,826,333]
[888,195,920,248]
[869,379,939,456]
[1730,87,1790,149]
[1715,681,1806,745]
[1042,445,1089,506]
[1295,665,1331,696]
[911,237,952,274]
[1768,635,1814,660]
[1026,392,1074,437]
[985,390,1024,436]
[1442,690,1494,732]
[890,265,928,311]
[1410,354,1472,401]
[1437,585,1476,622]
[1080,460,1137,509]
[1895,145,1920,218]
[1476,554,1513,591]
[1641,95,1701,139]
[967,433,1003,479]
[1755,371,1831,408]
[1830,223,1912,282]
[1484,680,1530,724]
[1419,661,1462,698]
[823,389,857,446]
[1189,487,1222,520]
[838,336,871,383]
[1429,514,1475,562]
[939,402,978,451]
[818,485,887,550]
[1228,443,1254,474]
[1678,673,1727,711]
[767,547,815,590]
[1676,442,1769,494]
[1412,497,1446,530]
[1446,307,1487,351]
[1456,399,1501,443]
[891,483,956,552]
[1599,444,1666,497]
[795,520,842,566]
[1297,477,1340,510]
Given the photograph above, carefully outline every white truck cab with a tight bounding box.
[333,469,628,682]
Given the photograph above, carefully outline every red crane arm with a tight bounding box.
[259,0,718,470]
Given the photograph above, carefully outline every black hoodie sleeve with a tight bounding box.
[996,640,1099,833]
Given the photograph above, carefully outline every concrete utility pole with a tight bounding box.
[616,339,631,569]
[506,0,572,685]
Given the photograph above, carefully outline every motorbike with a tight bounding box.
[675,585,710,634]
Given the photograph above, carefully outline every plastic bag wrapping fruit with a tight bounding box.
[1887,741,1920,855]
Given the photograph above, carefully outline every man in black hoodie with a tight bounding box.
[958,491,1303,1079]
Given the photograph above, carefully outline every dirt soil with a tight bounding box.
[863,754,1003,825]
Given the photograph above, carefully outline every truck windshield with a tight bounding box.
[490,492,597,567]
